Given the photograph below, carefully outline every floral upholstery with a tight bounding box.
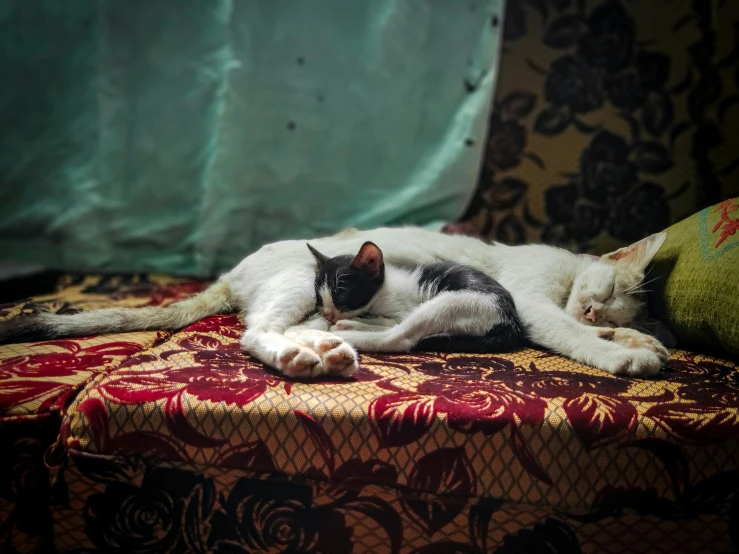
[0,274,207,421]
[53,453,734,554]
[0,273,736,552]
[0,274,206,553]
[55,313,739,552]
[462,0,739,253]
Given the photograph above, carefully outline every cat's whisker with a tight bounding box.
[639,276,661,288]
[624,281,643,293]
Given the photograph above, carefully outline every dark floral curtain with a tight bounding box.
[462,0,739,254]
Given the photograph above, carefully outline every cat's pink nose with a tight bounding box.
[584,306,598,322]
[323,308,337,322]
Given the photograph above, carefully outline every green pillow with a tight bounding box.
[650,198,739,358]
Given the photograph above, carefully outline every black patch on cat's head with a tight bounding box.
[307,242,385,312]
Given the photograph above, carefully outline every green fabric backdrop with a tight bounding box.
[0,0,503,276]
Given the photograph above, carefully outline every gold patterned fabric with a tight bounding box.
[61,315,739,511]
[462,0,739,254]
[0,274,207,421]
[51,453,734,554]
[0,274,207,553]
[0,274,736,551]
[54,313,739,552]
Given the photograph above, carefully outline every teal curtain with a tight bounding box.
[0,1,504,277]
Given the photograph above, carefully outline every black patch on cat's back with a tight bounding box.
[418,262,524,347]
[419,263,503,296]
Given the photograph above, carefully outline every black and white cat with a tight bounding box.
[300,241,524,354]
[0,227,670,379]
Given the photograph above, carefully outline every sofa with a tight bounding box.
[0,273,737,553]
[3,0,739,552]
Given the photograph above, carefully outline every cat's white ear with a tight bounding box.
[306,243,329,266]
[352,242,384,277]
[601,232,667,270]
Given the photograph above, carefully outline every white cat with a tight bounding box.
[0,227,669,379]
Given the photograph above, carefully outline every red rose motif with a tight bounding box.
[0,379,66,410]
[416,354,516,380]
[191,343,255,367]
[0,352,110,379]
[117,354,158,370]
[512,370,631,399]
[509,371,637,448]
[98,364,279,407]
[563,394,637,448]
[0,340,142,379]
[183,315,244,339]
[676,381,739,408]
[177,333,224,351]
[368,393,436,448]
[665,355,734,384]
[646,403,739,443]
[418,378,547,435]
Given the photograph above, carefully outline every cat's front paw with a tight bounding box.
[277,345,323,379]
[601,348,663,378]
[599,328,670,363]
[286,330,358,378]
[332,320,357,331]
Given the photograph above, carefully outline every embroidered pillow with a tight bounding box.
[650,198,739,357]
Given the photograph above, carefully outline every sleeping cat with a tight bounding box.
[0,227,669,380]
[300,241,524,353]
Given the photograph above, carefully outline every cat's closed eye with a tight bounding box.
[593,280,616,302]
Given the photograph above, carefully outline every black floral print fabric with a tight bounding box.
[463,0,739,253]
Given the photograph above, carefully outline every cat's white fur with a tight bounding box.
[224,227,668,379]
[319,264,448,324]
[313,264,505,351]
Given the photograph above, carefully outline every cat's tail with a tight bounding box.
[0,279,235,344]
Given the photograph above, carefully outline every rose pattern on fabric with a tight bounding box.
[459,0,738,253]
[0,339,147,418]
[0,274,207,550]
[62,305,739,519]
[3,272,739,551]
[54,450,739,553]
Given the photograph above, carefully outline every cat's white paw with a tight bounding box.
[286,330,358,378]
[320,340,359,378]
[600,348,663,378]
[277,345,323,379]
[599,328,670,363]
[332,320,356,330]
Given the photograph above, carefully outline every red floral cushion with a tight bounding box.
[61,313,739,510]
[0,275,207,421]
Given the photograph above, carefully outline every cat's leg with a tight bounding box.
[240,273,357,379]
[332,321,393,332]
[331,316,397,332]
[332,291,498,352]
[287,312,332,332]
[515,297,668,377]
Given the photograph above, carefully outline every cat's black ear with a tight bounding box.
[307,243,329,266]
[351,241,384,278]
